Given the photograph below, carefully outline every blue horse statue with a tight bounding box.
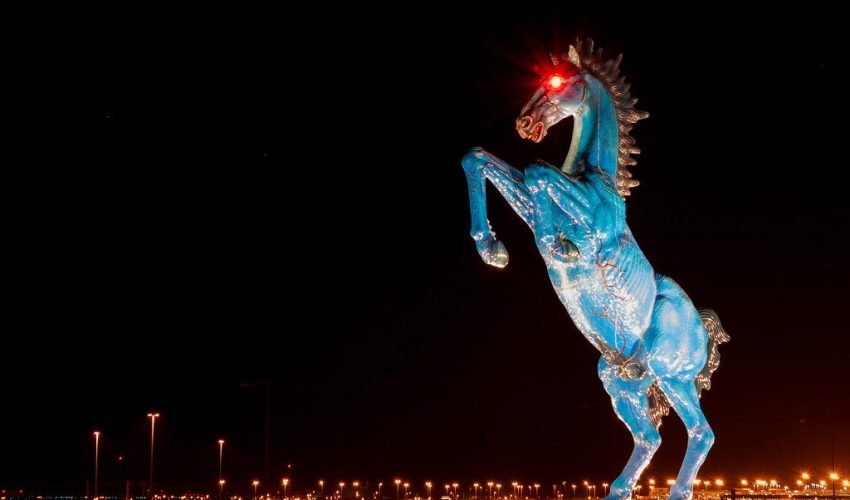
[462,39,729,499]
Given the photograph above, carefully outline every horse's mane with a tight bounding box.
[557,39,649,197]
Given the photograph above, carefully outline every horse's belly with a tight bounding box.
[547,256,656,353]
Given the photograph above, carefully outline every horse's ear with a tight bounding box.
[549,52,560,66]
[567,45,581,67]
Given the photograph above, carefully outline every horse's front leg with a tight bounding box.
[524,163,592,263]
[461,147,535,268]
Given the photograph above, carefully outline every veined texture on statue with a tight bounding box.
[461,39,729,500]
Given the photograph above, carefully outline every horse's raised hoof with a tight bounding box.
[485,239,509,268]
[473,233,509,268]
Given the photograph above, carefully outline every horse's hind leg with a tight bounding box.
[656,379,714,500]
[646,277,713,499]
[598,358,660,500]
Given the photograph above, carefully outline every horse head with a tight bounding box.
[516,48,586,147]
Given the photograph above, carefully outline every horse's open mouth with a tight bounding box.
[531,117,573,168]
[516,117,546,143]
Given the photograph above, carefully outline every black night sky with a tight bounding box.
[4,2,848,494]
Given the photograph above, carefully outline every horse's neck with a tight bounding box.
[563,75,619,181]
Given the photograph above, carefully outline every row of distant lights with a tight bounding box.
[141,476,850,493]
[85,423,848,493]
[239,476,850,492]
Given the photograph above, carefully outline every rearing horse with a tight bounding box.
[462,39,729,500]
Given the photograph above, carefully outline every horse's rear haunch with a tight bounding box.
[643,300,731,429]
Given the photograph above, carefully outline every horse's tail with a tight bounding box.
[695,308,730,396]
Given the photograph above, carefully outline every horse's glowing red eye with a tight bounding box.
[549,75,564,89]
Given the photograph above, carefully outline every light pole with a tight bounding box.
[378,483,383,500]
[426,482,432,500]
[319,481,324,499]
[218,440,225,496]
[355,482,360,498]
[147,413,159,496]
[395,480,402,500]
[830,473,839,500]
[339,482,345,500]
[253,480,260,500]
[496,484,502,499]
[404,483,409,499]
[93,431,101,500]
[533,484,539,500]
[453,483,459,500]
[219,480,225,500]
[487,483,493,499]
[283,478,290,499]
[474,483,480,499]
[571,485,576,499]
[444,485,450,499]
[601,484,607,498]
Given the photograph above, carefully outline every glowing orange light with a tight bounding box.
[549,75,564,89]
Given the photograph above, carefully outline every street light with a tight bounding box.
[426,482,432,500]
[283,478,290,499]
[571,484,576,499]
[340,482,345,500]
[218,440,225,497]
[395,480,402,500]
[93,431,101,500]
[474,483,480,499]
[147,413,160,496]
[378,483,383,500]
[495,484,501,499]
[830,473,839,499]
[219,480,226,500]
[487,483,493,499]
[319,481,325,499]
[453,483,459,500]
[600,484,607,498]
[404,483,409,500]
[253,480,260,500]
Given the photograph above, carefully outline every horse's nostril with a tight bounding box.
[516,116,535,138]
